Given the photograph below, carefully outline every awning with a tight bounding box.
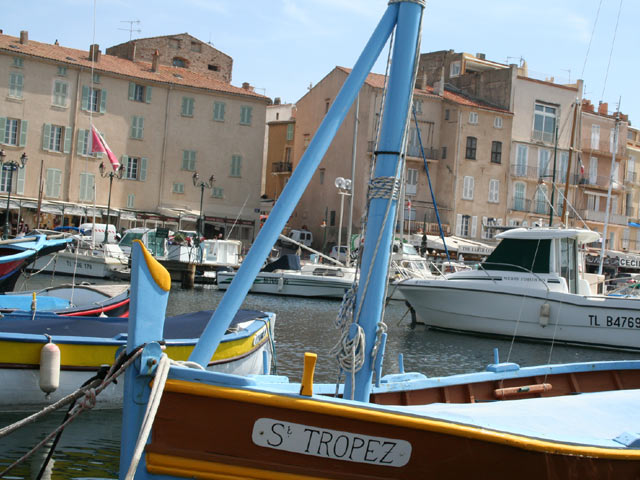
[449,236,495,256]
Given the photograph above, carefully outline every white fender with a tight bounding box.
[277,275,284,292]
[39,340,61,394]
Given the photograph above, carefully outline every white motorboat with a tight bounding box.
[399,227,640,351]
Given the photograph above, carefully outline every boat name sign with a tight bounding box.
[252,418,411,467]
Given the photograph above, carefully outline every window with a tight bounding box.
[42,124,71,153]
[494,116,503,129]
[450,61,461,77]
[172,182,185,193]
[211,187,224,198]
[413,99,423,115]
[52,80,69,107]
[240,106,253,125]
[515,144,528,176]
[444,109,450,121]
[77,128,94,156]
[12,57,23,68]
[482,217,501,240]
[465,136,477,159]
[513,182,526,211]
[284,146,292,164]
[92,73,100,84]
[589,156,598,184]
[330,210,336,227]
[81,86,107,113]
[457,214,475,237]
[325,99,330,114]
[169,39,180,49]
[172,57,186,67]
[57,66,67,76]
[406,168,418,195]
[319,168,325,184]
[231,154,242,177]
[628,130,635,141]
[303,134,311,149]
[628,155,636,183]
[45,168,62,198]
[468,112,478,124]
[213,101,226,121]
[128,82,152,103]
[1,118,27,147]
[208,64,219,72]
[191,41,201,52]
[535,184,548,214]
[538,149,551,177]
[488,179,499,203]
[182,150,196,171]
[491,141,502,163]
[0,166,13,193]
[127,194,135,208]
[130,116,144,139]
[462,176,474,200]
[79,172,95,201]
[441,146,447,159]
[9,72,23,99]
[533,103,556,143]
[610,128,616,153]
[181,97,195,117]
[286,123,294,141]
[591,124,600,149]
[122,156,147,181]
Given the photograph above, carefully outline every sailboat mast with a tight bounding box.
[598,111,620,276]
[560,100,580,224]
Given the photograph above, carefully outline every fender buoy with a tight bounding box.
[39,336,60,395]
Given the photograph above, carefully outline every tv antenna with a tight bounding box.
[119,20,141,41]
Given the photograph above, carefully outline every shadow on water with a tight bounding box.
[3,277,640,478]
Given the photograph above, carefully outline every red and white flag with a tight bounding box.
[91,125,120,170]
[406,199,412,210]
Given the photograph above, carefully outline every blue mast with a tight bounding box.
[345,0,423,402]
[189,2,403,368]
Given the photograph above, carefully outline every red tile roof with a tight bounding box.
[336,66,510,114]
[0,34,269,102]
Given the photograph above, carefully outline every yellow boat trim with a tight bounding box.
[164,379,640,460]
[147,452,328,480]
[0,325,268,367]
[134,239,171,291]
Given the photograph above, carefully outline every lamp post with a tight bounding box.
[192,172,215,240]
[99,162,124,243]
[0,150,28,239]
[334,177,352,263]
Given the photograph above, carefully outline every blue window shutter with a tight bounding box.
[145,86,152,104]
[139,157,147,181]
[16,167,25,195]
[81,86,89,111]
[0,118,6,143]
[63,126,72,153]
[128,82,135,100]
[19,120,28,147]
[42,123,51,150]
[99,90,107,113]
[77,128,86,154]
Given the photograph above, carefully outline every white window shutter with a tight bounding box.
[455,214,462,236]
[16,167,25,194]
[482,216,488,239]
[471,216,478,237]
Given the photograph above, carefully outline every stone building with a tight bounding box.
[0,30,268,241]
[263,100,296,202]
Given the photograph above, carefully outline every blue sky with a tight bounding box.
[4,0,637,122]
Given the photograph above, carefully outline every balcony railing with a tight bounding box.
[582,139,626,157]
[579,209,628,225]
[368,140,440,160]
[510,198,532,212]
[271,162,292,174]
[510,164,579,184]
[625,171,637,183]
[577,175,623,189]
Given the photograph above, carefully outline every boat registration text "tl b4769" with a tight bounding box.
[252,418,411,467]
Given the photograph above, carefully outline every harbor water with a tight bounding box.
[2,275,640,479]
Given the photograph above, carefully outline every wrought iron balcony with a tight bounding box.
[271,162,292,174]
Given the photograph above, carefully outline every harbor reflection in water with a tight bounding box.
[2,276,639,478]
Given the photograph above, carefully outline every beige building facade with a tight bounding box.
[0,30,268,241]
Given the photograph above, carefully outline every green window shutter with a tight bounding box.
[128,82,135,101]
[247,107,252,125]
[130,117,137,138]
[19,120,28,147]
[63,126,72,153]
[138,117,144,138]
[139,157,147,181]
[99,90,107,113]
[77,128,86,154]
[16,167,25,195]
[81,86,89,111]
[54,170,62,197]
[0,118,6,144]
[42,123,51,151]
[145,86,152,104]
[221,102,225,120]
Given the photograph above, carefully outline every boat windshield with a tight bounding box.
[482,238,551,273]
[119,232,145,248]
[402,243,419,255]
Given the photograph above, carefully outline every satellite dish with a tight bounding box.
[335,177,345,189]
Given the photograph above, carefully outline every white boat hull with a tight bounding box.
[29,251,126,279]
[217,271,352,298]
[400,279,640,350]
[0,340,272,411]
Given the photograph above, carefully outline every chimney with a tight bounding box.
[151,49,160,72]
[19,30,28,45]
[274,97,281,105]
[436,67,445,96]
[476,53,486,60]
[598,101,608,115]
[128,42,137,61]
[242,82,254,92]
[89,44,101,62]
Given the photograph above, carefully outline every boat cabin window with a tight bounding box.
[482,239,551,273]
[559,237,577,293]
[312,267,344,277]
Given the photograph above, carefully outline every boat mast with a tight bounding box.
[560,99,580,224]
[548,125,559,226]
[598,109,620,276]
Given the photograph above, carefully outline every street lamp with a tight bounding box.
[192,172,215,240]
[334,177,352,264]
[99,162,124,243]
[0,150,27,239]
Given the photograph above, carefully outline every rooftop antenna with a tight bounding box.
[119,20,141,41]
